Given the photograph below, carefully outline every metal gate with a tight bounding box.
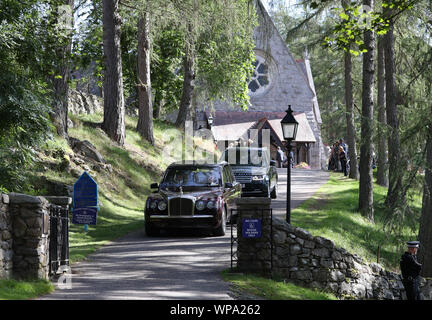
[230,208,273,272]
[49,204,70,276]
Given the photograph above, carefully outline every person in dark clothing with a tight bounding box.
[338,145,348,176]
[400,241,422,300]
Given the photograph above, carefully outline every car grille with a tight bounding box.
[234,171,252,183]
[169,197,194,216]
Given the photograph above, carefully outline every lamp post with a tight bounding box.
[280,105,298,224]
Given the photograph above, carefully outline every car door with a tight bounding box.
[226,164,241,197]
[222,165,237,210]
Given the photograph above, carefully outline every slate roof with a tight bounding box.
[208,111,316,143]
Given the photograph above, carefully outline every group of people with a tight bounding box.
[328,138,349,176]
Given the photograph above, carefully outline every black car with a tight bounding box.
[219,147,278,198]
[145,161,241,237]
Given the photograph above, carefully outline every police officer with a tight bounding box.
[400,241,422,300]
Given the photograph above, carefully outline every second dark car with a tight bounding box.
[219,147,278,198]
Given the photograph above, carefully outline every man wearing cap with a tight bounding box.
[400,241,422,300]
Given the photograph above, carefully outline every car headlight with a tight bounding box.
[207,201,215,209]
[252,175,265,181]
[196,200,206,211]
[157,200,167,211]
[150,200,157,209]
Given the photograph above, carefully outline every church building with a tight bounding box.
[182,0,325,169]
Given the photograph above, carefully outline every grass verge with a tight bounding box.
[221,270,337,300]
[0,279,54,300]
[292,171,421,272]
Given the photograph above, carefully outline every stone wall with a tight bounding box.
[0,194,12,278]
[9,193,51,279]
[0,193,71,280]
[236,199,432,300]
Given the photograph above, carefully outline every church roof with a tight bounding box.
[268,113,316,143]
[208,111,316,143]
[206,110,288,126]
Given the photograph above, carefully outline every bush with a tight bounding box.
[0,63,51,192]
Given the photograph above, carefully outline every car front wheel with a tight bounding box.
[213,207,227,237]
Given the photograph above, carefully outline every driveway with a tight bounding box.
[272,168,330,219]
[40,168,329,300]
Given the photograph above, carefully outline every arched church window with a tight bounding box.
[247,54,273,96]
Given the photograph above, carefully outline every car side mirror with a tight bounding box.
[224,182,233,189]
[150,183,159,189]
[270,160,276,166]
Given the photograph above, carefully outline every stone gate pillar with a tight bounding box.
[9,193,50,280]
[235,197,272,275]
[0,194,12,279]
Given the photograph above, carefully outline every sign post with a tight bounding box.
[242,218,262,238]
[72,172,99,228]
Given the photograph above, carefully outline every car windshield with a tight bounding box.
[220,149,269,167]
[161,166,221,187]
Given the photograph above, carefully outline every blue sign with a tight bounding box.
[72,207,98,225]
[73,172,98,209]
[242,218,262,238]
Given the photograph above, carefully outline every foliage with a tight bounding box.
[0,1,52,191]
[151,28,185,113]
[193,0,257,111]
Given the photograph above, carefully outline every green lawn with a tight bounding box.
[292,172,421,272]
[0,279,54,300]
[222,270,337,300]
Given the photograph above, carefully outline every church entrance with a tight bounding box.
[296,143,310,165]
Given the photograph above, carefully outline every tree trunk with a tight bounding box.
[376,35,388,187]
[384,14,404,208]
[136,13,154,145]
[358,0,375,222]
[102,0,125,145]
[344,49,358,179]
[419,105,432,277]
[175,40,195,128]
[50,0,74,139]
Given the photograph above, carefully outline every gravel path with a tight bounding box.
[40,168,329,300]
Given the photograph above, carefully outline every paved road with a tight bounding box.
[272,168,330,219]
[40,168,329,300]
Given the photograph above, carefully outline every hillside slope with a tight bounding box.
[34,113,181,263]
